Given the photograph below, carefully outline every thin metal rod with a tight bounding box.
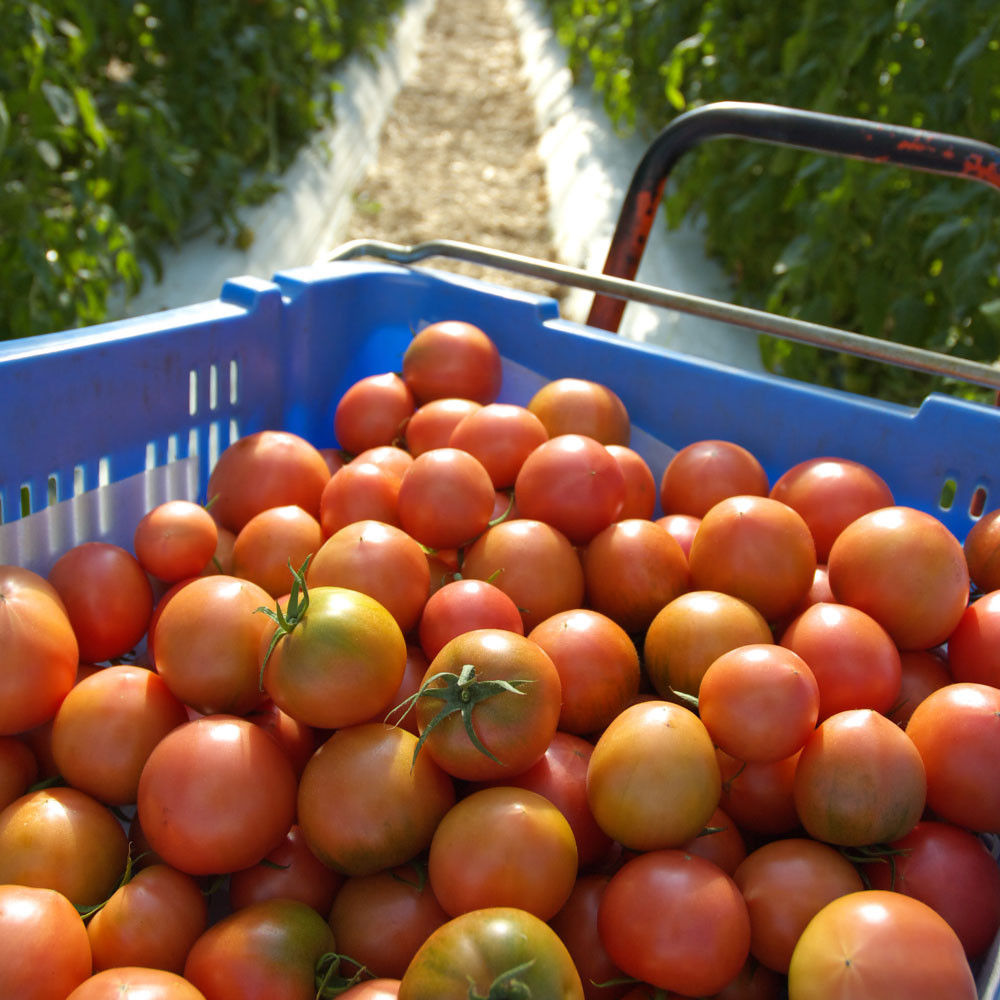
[325,238,1000,393]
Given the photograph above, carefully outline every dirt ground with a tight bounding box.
[343,0,566,303]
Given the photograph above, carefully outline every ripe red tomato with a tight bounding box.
[697,644,820,763]
[779,602,902,721]
[787,890,977,999]
[717,748,801,839]
[587,700,721,850]
[527,377,631,445]
[86,863,208,974]
[397,447,496,550]
[398,906,584,999]
[51,664,189,805]
[581,519,690,635]
[0,785,129,907]
[946,589,1000,686]
[460,518,585,632]
[184,898,336,1000]
[515,434,626,544]
[307,519,430,635]
[327,861,449,980]
[527,609,640,737]
[230,504,323,598]
[137,715,297,876]
[152,574,273,716]
[428,786,578,919]
[228,824,343,916]
[134,500,219,582]
[643,590,772,698]
[680,805,748,877]
[0,883,93,1000]
[769,456,894,562]
[656,512,700,557]
[406,628,562,782]
[403,398,482,456]
[905,681,1000,833]
[865,820,1000,959]
[333,372,415,456]
[733,837,864,973]
[296,723,455,877]
[338,982,401,1000]
[0,735,38,810]
[353,444,414,480]
[827,505,970,651]
[401,320,503,405]
[598,849,751,996]
[417,578,523,661]
[793,709,926,847]
[67,968,207,1000]
[659,439,768,518]
[0,565,79,735]
[688,495,817,624]
[887,648,952,726]
[48,541,154,663]
[319,460,402,536]
[205,429,332,534]
[448,402,549,488]
[964,507,1000,592]
[260,584,406,730]
[606,444,657,519]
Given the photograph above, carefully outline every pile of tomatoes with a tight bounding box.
[3,317,1000,1000]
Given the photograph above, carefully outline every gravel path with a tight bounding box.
[343,0,566,304]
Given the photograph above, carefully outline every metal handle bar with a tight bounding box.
[325,237,1000,394]
[587,101,1000,332]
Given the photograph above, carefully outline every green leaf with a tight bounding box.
[74,87,110,152]
[41,80,77,127]
[35,139,60,169]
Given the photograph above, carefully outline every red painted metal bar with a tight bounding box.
[587,101,1000,334]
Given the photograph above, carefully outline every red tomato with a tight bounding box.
[401,320,503,406]
[136,715,297,876]
[475,730,614,869]
[549,874,630,1000]
[398,906,584,999]
[515,434,626,545]
[598,849,751,996]
[406,628,563,782]
[51,665,189,805]
[527,377,630,446]
[733,837,864,973]
[354,643,429,735]
[656,512,700,558]
[448,402,549,488]
[887,648,952,726]
[581,519,690,635]
[184,898,336,1000]
[827,506,970,651]
[230,504,323,598]
[717,749,802,838]
[779,602,902,721]
[0,883,92,1000]
[905,682,1000,833]
[228,824,343,916]
[403,398,482,456]
[327,861,449,980]
[0,735,38,810]
[606,444,657,519]
[787,890,977,999]
[86,863,208,974]
[48,541,153,663]
[260,584,407,730]
[319,460,402,536]
[527,609,640,737]
[793,709,926,847]
[698,644,820,763]
[205,429,332,534]
[769,456,894,562]
[688,495,817,624]
[964,507,1000,593]
[67,968,207,1000]
[296,723,455,877]
[0,565,79,734]
[333,372,415,456]
[461,518,585,632]
[134,500,219,582]
[307,519,430,635]
[152,575,273,716]
[353,444,414,479]
[865,820,1000,959]
[338,983,401,1000]
[243,700,318,778]
[397,447,496,550]
[680,805,748,877]
[946,589,1000,686]
[643,590,772,698]
[0,785,129,907]
[587,701,721,850]
[659,439,768,518]
[417,578,523,661]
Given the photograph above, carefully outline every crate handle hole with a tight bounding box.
[970,486,988,519]
[230,359,240,405]
[19,485,31,517]
[939,478,957,512]
[47,474,58,506]
[209,363,219,412]
[189,369,199,417]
